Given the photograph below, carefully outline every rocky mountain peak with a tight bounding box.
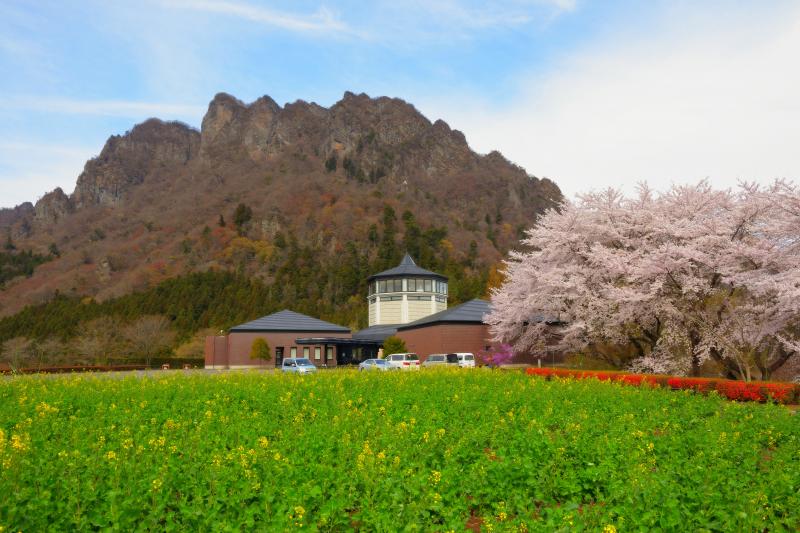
[72,119,200,208]
[34,187,73,224]
[0,89,562,320]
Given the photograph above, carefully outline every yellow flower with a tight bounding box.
[258,436,269,449]
[10,434,28,452]
[430,470,441,484]
[603,525,617,533]
[105,451,117,461]
[152,478,162,491]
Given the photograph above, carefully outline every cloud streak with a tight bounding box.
[161,0,350,34]
[3,98,205,121]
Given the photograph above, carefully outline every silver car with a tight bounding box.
[358,359,395,371]
[281,358,317,374]
[421,353,459,367]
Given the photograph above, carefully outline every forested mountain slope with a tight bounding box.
[0,91,561,356]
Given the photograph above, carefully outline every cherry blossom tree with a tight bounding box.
[488,181,800,381]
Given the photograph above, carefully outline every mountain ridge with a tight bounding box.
[0,91,561,324]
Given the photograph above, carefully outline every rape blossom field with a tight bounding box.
[0,370,798,531]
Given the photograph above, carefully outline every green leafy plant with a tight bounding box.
[381,336,407,357]
[249,338,271,362]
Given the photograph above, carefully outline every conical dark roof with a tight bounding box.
[230,310,350,333]
[368,253,447,281]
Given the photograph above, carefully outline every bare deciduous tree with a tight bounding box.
[73,317,122,365]
[122,315,175,367]
[1,337,33,371]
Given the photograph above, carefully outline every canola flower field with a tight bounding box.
[0,370,798,531]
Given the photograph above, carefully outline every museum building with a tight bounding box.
[204,254,501,368]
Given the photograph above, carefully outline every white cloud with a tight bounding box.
[417,3,800,199]
[0,142,96,208]
[359,0,577,43]
[3,98,205,121]
[161,0,350,34]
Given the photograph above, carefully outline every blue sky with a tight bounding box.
[1,0,799,207]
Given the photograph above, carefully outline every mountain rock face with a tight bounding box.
[0,91,562,318]
[73,119,200,208]
[34,188,73,224]
[0,203,33,231]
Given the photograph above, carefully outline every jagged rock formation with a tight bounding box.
[72,119,200,208]
[34,188,73,224]
[0,91,562,317]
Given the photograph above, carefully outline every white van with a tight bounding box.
[384,353,420,370]
[453,353,476,368]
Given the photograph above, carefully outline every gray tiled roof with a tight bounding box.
[397,299,491,330]
[368,253,447,281]
[352,324,400,342]
[230,310,350,333]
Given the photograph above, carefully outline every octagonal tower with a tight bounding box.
[367,254,448,327]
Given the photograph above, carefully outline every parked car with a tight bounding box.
[358,359,395,371]
[281,358,317,374]
[453,353,476,368]
[384,353,420,370]
[422,353,459,367]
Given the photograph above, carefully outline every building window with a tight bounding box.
[290,347,297,357]
[378,280,387,293]
[380,278,402,292]
[424,279,432,292]
[326,347,333,360]
[380,295,402,301]
[436,280,448,294]
[409,295,431,301]
[435,295,446,303]
[303,347,310,358]
[314,347,321,360]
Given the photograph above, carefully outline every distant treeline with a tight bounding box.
[0,248,51,287]
[0,207,489,345]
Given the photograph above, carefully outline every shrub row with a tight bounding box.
[526,367,800,405]
[0,364,148,375]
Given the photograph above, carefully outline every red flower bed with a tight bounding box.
[526,367,800,405]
